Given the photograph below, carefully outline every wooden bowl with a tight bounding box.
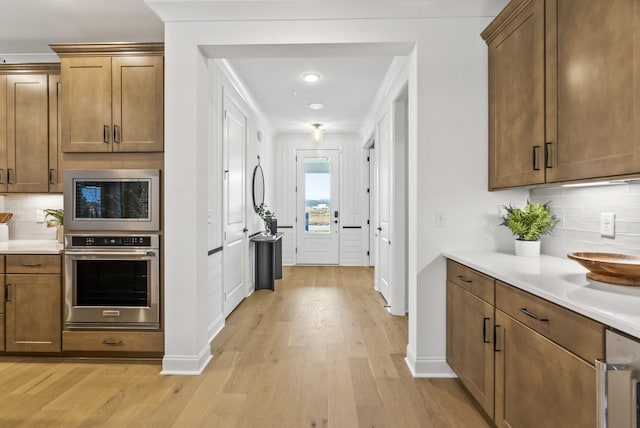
[568,252,640,286]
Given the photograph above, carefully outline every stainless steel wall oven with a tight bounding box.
[64,234,160,329]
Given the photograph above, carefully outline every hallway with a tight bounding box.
[0,266,490,427]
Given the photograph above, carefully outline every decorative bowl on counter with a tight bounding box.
[568,252,640,286]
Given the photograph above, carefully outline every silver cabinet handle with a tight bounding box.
[103,125,110,143]
[519,307,548,322]
[7,169,14,184]
[113,125,120,143]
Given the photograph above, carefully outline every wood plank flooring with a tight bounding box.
[0,266,491,427]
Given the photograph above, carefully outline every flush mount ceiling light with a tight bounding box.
[308,102,325,110]
[302,72,320,83]
[312,123,324,142]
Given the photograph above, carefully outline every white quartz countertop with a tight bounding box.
[0,240,63,254]
[443,250,640,339]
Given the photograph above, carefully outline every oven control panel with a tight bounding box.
[71,236,153,247]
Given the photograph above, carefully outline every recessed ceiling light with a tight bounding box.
[308,102,325,110]
[302,72,320,83]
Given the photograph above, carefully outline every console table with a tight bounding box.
[250,232,283,291]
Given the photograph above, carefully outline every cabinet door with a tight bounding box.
[446,281,495,419]
[487,0,545,189]
[6,74,49,193]
[48,74,63,193]
[0,75,6,193]
[546,0,640,182]
[494,310,595,428]
[61,57,112,152]
[5,274,61,353]
[112,56,164,152]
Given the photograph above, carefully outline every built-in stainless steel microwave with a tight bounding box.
[64,169,160,232]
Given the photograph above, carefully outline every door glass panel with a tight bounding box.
[304,157,330,234]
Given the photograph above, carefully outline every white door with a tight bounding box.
[223,96,246,317]
[376,113,391,304]
[296,149,340,265]
[368,145,376,269]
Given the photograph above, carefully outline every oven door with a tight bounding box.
[64,249,159,329]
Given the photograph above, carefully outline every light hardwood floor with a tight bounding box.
[0,266,491,427]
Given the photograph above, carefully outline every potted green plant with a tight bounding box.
[44,208,64,243]
[256,203,276,235]
[500,201,558,257]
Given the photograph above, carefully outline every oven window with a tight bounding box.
[75,180,150,220]
[76,260,149,306]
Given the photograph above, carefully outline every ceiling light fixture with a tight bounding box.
[302,72,320,83]
[308,102,325,110]
[312,123,324,142]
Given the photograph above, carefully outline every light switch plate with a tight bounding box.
[600,212,615,238]
[35,209,45,223]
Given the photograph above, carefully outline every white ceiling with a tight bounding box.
[227,56,396,135]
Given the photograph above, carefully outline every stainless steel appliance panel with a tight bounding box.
[64,234,160,329]
[64,169,160,232]
[597,330,640,428]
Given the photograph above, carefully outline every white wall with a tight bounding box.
[152,2,524,376]
[531,184,640,258]
[274,133,364,266]
[0,194,63,240]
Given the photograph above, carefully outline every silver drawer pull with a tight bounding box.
[21,263,42,267]
[103,340,123,346]
[519,307,549,322]
[457,275,472,283]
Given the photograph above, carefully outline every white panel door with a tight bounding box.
[296,149,340,265]
[376,113,391,304]
[223,96,246,317]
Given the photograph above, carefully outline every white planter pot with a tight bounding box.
[514,239,540,258]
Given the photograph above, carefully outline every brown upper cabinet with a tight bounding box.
[50,43,164,153]
[0,64,61,193]
[483,0,640,189]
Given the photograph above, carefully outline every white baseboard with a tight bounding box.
[161,344,213,375]
[405,345,457,378]
[208,314,225,344]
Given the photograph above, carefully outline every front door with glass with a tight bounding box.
[296,149,340,265]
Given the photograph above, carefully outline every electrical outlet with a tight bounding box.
[35,209,45,223]
[600,213,615,238]
[435,211,446,228]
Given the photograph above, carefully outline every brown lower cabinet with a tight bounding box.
[4,255,61,353]
[494,310,595,428]
[446,259,604,427]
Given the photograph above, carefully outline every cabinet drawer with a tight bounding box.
[496,281,604,363]
[6,255,61,274]
[447,259,495,304]
[63,331,163,353]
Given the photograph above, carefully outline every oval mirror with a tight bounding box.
[252,164,265,212]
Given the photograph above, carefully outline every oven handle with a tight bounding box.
[65,250,158,258]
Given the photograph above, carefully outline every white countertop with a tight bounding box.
[444,250,640,339]
[0,240,63,254]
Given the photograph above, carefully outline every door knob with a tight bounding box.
[377,227,382,231]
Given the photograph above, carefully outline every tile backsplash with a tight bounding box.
[530,183,640,258]
[0,194,64,240]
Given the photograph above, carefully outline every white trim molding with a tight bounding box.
[405,345,456,378]
[161,345,214,376]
